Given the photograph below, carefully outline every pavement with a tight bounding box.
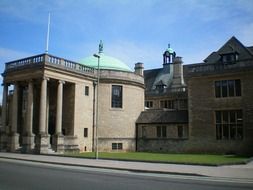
[0,152,253,181]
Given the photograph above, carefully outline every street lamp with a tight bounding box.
[93,53,100,160]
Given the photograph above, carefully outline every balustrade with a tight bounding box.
[186,59,253,75]
[5,53,95,75]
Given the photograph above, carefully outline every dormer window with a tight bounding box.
[155,80,167,92]
[221,53,238,64]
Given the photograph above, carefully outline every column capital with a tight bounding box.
[42,77,50,81]
[58,80,65,84]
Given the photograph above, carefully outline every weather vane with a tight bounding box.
[99,40,103,54]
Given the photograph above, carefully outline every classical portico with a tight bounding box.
[0,49,145,154]
[0,54,95,154]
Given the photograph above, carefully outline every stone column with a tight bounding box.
[8,83,20,152]
[22,80,35,153]
[46,88,50,148]
[35,77,49,154]
[39,78,48,134]
[53,80,64,153]
[0,84,8,150]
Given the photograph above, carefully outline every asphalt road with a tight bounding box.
[0,159,252,190]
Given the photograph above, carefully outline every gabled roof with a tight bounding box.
[204,36,253,64]
[136,110,188,124]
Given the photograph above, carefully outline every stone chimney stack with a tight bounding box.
[134,62,144,76]
[171,56,185,89]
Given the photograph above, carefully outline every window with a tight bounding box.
[215,79,241,98]
[178,126,183,138]
[160,100,175,109]
[215,110,243,140]
[112,143,123,150]
[221,53,238,64]
[85,86,89,96]
[84,128,88,137]
[145,101,153,108]
[142,126,147,138]
[111,85,122,108]
[157,126,166,138]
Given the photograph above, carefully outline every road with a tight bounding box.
[0,159,252,190]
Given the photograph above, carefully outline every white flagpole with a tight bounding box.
[45,13,51,54]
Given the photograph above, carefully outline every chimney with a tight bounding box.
[134,62,144,76]
[171,56,185,90]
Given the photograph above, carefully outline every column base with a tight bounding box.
[7,133,20,152]
[64,135,80,153]
[52,134,64,153]
[21,133,35,153]
[35,133,49,154]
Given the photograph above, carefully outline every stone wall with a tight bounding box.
[98,82,144,151]
[187,70,253,155]
[136,124,188,152]
[73,80,94,152]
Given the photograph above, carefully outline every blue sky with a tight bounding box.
[0,0,253,96]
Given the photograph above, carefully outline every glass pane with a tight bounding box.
[111,85,122,108]
[230,111,236,123]
[215,81,221,98]
[235,79,241,96]
[164,100,168,108]
[118,143,123,150]
[222,111,229,123]
[228,80,235,97]
[112,143,117,150]
[216,111,221,123]
[216,124,222,139]
[157,126,161,137]
[237,126,243,139]
[178,126,183,138]
[230,124,236,139]
[236,110,243,124]
[162,126,167,137]
[222,80,228,97]
[223,124,229,139]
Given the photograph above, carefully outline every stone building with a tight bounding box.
[137,37,253,155]
[1,36,252,155]
[0,42,144,154]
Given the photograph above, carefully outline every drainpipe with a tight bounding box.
[92,81,96,152]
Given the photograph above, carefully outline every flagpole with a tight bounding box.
[45,13,51,54]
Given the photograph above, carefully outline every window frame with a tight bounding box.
[111,85,123,108]
[84,128,88,138]
[157,126,167,138]
[215,110,243,140]
[215,79,241,98]
[112,143,123,150]
[85,86,89,96]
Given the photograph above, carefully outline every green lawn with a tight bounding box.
[64,152,250,165]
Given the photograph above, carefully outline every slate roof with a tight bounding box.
[204,36,253,64]
[136,110,188,124]
[144,68,162,91]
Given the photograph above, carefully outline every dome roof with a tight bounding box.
[166,47,174,54]
[80,53,132,72]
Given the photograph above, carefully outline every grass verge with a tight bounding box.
[64,152,250,166]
